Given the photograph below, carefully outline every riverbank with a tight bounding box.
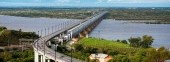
[115,19,170,24]
[0,9,94,19]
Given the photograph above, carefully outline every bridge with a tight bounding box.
[33,11,108,62]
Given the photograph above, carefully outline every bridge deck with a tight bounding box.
[33,11,107,62]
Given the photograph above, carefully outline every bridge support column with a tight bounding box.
[47,59,50,62]
[34,49,45,62]
[34,50,39,62]
[45,59,51,62]
[79,33,84,38]
[41,55,44,62]
[84,30,89,38]
[43,55,48,62]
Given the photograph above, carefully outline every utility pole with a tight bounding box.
[71,48,73,62]
[55,43,56,62]
[52,26,53,33]
[98,31,100,39]
[48,27,50,34]
[54,43,58,62]
[44,40,45,56]
[45,28,46,36]
[41,29,42,37]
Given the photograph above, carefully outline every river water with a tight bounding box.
[0,15,170,48]
[0,15,81,36]
[89,19,170,48]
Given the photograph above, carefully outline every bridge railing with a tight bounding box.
[33,11,107,62]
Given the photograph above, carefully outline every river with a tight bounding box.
[90,19,170,48]
[0,15,81,36]
[0,15,170,48]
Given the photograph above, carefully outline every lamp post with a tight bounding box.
[71,48,72,62]
[71,46,73,62]
[48,27,50,34]
[41,29,42,37]
[52,26,53,33]
[45,28,46,36]
[98,31,100,39]
[54,43,57,62]
[44,40,45,56]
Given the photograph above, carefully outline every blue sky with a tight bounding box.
[0,0,170,7]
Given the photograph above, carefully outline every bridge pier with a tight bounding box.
[34,50,39,62]
[34,50,44,62]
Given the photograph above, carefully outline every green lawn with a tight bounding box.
[78,38,133,50]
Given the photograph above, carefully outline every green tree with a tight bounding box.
[143,48,157,62]
[128,37,141,47]
[121,40,128,44]
[108,51,119,56]
[140,35,154,48]
[130,50,146,62]
[2,51,12,62]
[157,47,169,62]
[74,44,84,51]
[113,55,130,62]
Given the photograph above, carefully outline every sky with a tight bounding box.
[0,0,170,7]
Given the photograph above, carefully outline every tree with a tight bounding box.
[2,51,12,62]
[130,50,146,62]
[121,40,128,44]
[128,35,154,48]
[143,48,157,62]
[157,47,169,62]
[140,35,154,48]
[113,55,130,62]
[116,39,120,42]
[74,44,84,51]
[108,51,119,56]
[128,37,141,47]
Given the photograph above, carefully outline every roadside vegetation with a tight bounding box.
[0,49,34,62]
[0,27,38,62]
[0,29,39,45]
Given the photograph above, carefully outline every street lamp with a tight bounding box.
[98,31,100,39]
[45,28,46,36]
[41,29,42,37]
[54,43,57,62]
[71,48,73,62]
[52,26,53,33]
[44,40,45,56]
[48,27,50,34]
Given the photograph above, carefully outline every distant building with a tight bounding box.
[89,53,112,62]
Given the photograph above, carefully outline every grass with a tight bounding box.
[77,37,141,53]
[78,37,130,49]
